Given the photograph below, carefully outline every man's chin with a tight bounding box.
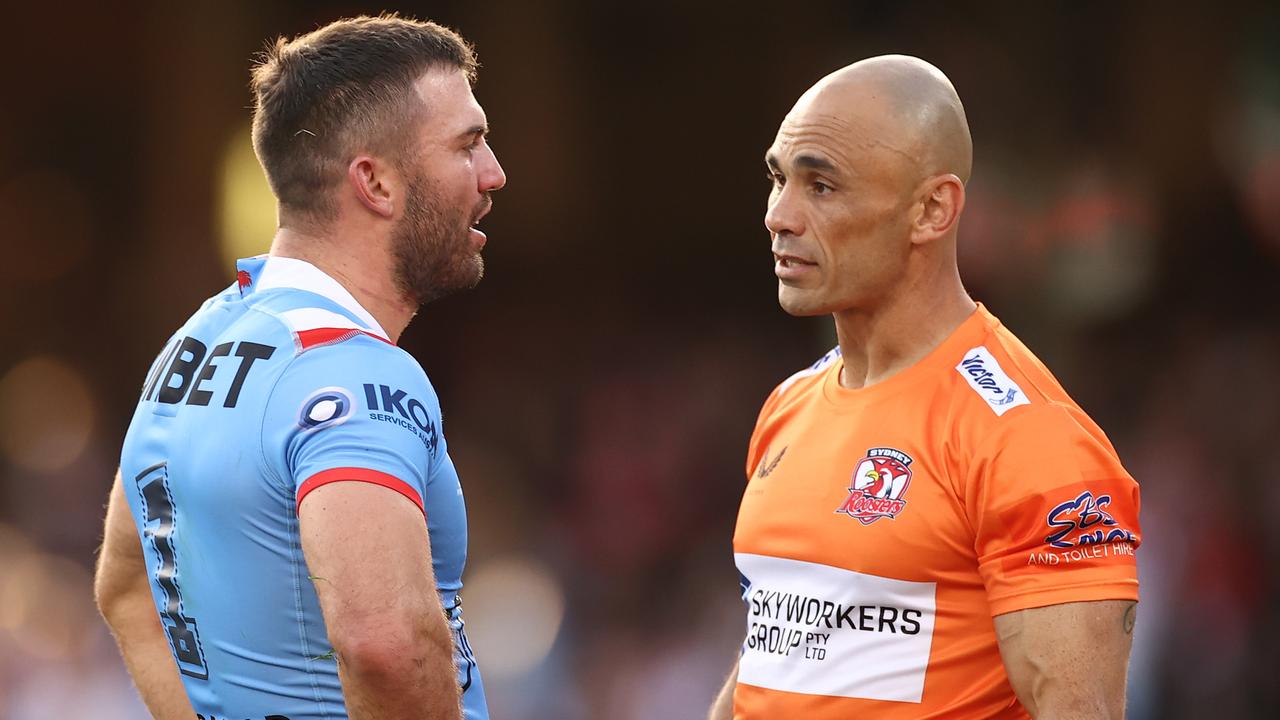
[778,288,830,317]
[438,256,486,298]
[456,253,484,290]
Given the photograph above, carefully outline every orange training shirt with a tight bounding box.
[732,304,1141,719]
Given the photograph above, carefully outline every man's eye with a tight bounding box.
[813,181,832,195]
[766,171,785,186]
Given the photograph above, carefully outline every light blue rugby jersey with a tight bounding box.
[119,255,486,720]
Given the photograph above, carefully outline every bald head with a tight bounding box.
[791,55,972,184]
[764,56,974,319]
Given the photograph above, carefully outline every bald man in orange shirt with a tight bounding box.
[709,56,1141,720]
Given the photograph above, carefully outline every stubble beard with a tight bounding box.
[391,175,485,308]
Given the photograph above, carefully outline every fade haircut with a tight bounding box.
[250,14,478,219]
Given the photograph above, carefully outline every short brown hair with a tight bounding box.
[250,14,477,218]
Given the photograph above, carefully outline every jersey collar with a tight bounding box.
[235,255,390,341]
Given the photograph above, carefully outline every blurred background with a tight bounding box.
[1,1,1277,717]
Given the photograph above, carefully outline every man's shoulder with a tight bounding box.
[772,346,841,402]
[260,328,440,463]
[944,313,1119,465]
[231,291,432,414]
[946,312,1078,424]
[275,330,427,396]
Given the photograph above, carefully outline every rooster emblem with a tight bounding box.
[836,448,914,525]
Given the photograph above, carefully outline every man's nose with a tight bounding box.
[765,186,803,237]
[479,144,506,193]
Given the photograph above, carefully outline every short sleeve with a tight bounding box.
[965,402,1141,616]
[261,339,444,515]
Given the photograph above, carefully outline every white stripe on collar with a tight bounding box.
[254,256,389,340]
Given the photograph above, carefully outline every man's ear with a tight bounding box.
[910,174,965,245]
[347,155,397,219]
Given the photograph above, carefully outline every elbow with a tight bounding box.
[330,619,455,681]
[93,564,129,624]
[93,558,148,628]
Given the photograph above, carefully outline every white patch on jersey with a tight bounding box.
[308,399,339,422]
[278,307,366,334]
[955,345,1032,416]
[735,553,936,703]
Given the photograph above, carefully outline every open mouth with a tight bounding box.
[773,252,815,268]
[468,201,492,243]
[773,250,818,281]
[471,199,492,228]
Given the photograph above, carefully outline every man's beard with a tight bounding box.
[391,175,487,307]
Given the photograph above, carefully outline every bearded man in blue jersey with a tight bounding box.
[93,15,505,720]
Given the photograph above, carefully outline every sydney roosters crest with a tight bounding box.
[835,447,913,525]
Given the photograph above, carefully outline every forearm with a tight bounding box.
[708,660,738,720]
[337,618,461,720]
[100,587,195,720]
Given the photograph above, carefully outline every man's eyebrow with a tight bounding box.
[458,124,489,141]
[763,152,838,174]
[794,153,837,173]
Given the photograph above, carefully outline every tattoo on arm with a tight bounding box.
[1122,603,1137,635]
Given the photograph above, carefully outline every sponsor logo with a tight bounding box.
[1044,490,1137,549]
[755,446,787,479]
[143,336,276,409]
[297,386,355,431]
[363,383,441,456]
[835,447,913,525]
[955,346,1032,416]
[735,553,936,703]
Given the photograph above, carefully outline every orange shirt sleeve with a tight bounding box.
[745,384,785,482]
[964,402,1142,616]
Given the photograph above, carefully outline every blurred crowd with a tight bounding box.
[1,1,1277,718]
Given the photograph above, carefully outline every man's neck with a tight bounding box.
[832,263,975,390]
[268,226,415,344]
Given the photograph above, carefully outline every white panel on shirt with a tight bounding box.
[735,553,937,703]
[277,307,367,334]
[256,256,388,339]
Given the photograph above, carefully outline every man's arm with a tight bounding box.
[993,599,1136,719]
[300,480,460,720]
[94,470,196,719]
[707,658,738,720]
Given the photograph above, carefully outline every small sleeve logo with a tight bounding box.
[297,386,355,431]
[955,346,1032,416]
[1044,490,1137,549]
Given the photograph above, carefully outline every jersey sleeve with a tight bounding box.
[964,402,1142,616]
[261,338,444,515]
